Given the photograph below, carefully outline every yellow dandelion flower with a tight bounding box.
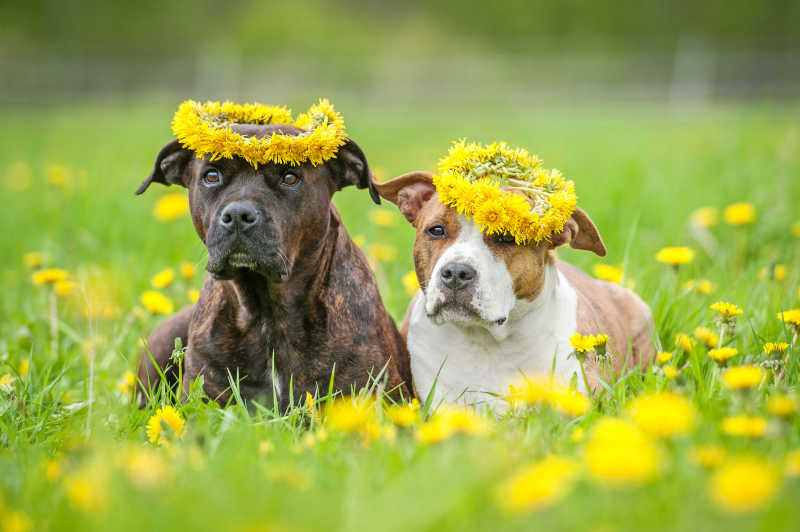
[146,405,186,445]
[0,510,32,532]
[721,415,767,437]
[691,445,726,469]
[551,387,590,417]
[585,418,660,485]
[656,351,673,364]
[690,206,718,228]
[764,342,789,355]
[684,279,714,294]
[792,221,800,238]
[569,333,596,353]
[721,365,765,390]
[709,347,738,363]
[151,268,175,288]
[416,406,489,444]
[46,163,70,187]
[496,455,578,513]
[153,193,190,221]
[368,208,397,228]
[188,288,200,303]
[117,370,136,395]
[570,427,585,443]
[64,463,108,512]
[385,399,420,427]
[324,397,377,434]
[121,447,169,487]
[23,251,44,268]
[0,373,17,393]
[675,333,694,353]
[259,440,274,456]
[693,327,719,348]
[31,268,69,285]
[627,392,696,438]
[352,234,366,248]
[44,459,62,482]
[785,449,800,477]
[401,270,419,296]
[655,246,694,266]
[592,264,624,284]
[506,374,555,407]
[663,365,680,379]
[367,243,397,263]
[710,301,743,318]
[774,264,787,281]
[180,262,197,279]
[473,197,510,235]
[777,309,800,328]
[710,457,778,513]
[140,290,174,314]
[18,359,29,377]
[767,394,796,417]
[54,280,76,296]
[723,203,756,226]
[593,334,609,348]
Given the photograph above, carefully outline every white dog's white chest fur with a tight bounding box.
[407,262,582,411]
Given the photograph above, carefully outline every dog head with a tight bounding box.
[375,171,606,332]
[137,124,378,282]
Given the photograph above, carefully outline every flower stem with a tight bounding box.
[578,356,592,398]
[49,289,58,359]
[775,332,798,387]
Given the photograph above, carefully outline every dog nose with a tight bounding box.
[219,202,260,232]
[440,262,476,291]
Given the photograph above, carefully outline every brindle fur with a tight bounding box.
[136,125,410,410]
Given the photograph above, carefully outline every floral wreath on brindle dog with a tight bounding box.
[171,98,347,167]
[432,139,577,245]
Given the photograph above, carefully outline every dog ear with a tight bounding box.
[549,207,607,256]
[326,138,380,204]
[135,140,193,195]
[372,171,436,224]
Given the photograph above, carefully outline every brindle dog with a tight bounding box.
[136,124,411,410]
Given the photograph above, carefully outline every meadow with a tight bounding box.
[1,99,799,531]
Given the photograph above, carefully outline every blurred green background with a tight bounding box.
[2,0,800,104]
[1,0,799,322]
[2,5,800,531]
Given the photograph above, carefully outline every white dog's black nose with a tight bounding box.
[440,262,476,291]
[219,202,260,232]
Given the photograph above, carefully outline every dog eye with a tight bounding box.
[281,172,300,187]
[495,233,516,245]
[425,225,446,238]
[203,168,221,185]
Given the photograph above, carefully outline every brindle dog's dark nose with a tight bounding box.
[219,202,260,233]
[440,262,476,291]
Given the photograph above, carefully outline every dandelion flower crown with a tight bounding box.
[432,140,577,245]
[171,98,347,167]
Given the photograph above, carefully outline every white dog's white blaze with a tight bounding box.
[409,217,583,411]
[424,217,517,332]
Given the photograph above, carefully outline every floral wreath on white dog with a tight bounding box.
[433,139,577,245]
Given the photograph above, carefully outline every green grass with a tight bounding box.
[1,99,799,531]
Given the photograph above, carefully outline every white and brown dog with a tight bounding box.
[375,171,655,410]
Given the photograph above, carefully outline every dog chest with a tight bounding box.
[407,269,583,411]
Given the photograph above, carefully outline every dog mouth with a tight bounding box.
[206,248,290,282]
[427,297,508,327]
